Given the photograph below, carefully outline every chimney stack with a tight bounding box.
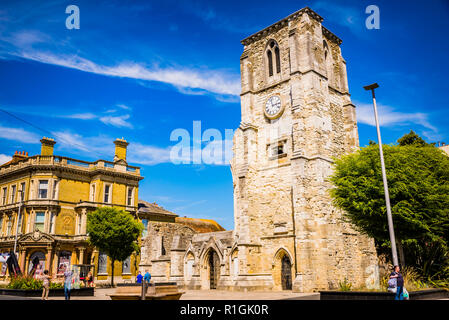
[40,137,56,156]
[113,138,129,162]
[11,150,29,163]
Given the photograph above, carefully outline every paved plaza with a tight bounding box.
[0,288,320,300]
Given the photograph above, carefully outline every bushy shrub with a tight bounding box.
[338,278,352,291]
[7,276,43,290]
[7,276,64,290]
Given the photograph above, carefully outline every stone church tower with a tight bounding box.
[230,7,379,291]
[139,7,379,293]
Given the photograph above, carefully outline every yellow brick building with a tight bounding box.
[0,137,143,283]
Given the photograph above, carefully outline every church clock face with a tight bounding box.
[264,95,283,119]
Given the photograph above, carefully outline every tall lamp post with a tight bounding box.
[363,83,399,267]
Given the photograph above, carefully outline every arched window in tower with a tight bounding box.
[323,40,329,60]
[267,50,273,77]
[275,46,281,74]
[266,40,280,78]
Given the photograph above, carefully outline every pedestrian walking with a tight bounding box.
[63,267,73,300]
[41,270,51,300]
[136,271,143,284]
[390,265,404,300]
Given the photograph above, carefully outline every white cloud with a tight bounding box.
[62,113,98,120]
[356,102,441,141]
[116,104,131,110]
[99,114,133,129]
[127,143,173,166]
[0,154,12,165]
[0,124,40,143]
[50,131,114,158]
[10,50,240,97]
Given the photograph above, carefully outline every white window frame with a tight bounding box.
[34,212,45,232]
[10,185,16,204]
[127,186,134,206]
[103,183,112,204]
[90,183,96,202]
[38,180,49,199]
[1,187,7,205]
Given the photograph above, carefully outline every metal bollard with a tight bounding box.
[141,280,146,300]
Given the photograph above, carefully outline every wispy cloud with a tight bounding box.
[99,114,133,129]
[61,113,98,120]
[356,102,441,141]
[51,131,114,157]
[127,143,172,166]
[0,124,40,143]
[2,43,240,98]
[0,154,12,165]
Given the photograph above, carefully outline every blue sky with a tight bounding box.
[0,0,448,230]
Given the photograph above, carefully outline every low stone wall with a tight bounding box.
[0,287,94,297]
[320,289,449,300]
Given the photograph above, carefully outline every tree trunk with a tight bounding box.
[396,240,406,267]
[111,259,115,287]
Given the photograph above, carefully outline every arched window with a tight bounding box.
[266,40,281,77]
[267,50,273,76]
[275,46,280,74]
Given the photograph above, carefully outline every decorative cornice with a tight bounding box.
[322,26,343,45]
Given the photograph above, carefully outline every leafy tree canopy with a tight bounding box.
[397,130,433,147]
[87,207,143,285]
[330,133,449,277]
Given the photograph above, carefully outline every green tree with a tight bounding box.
[330,134,449,279]
[397,130,432,147]
[87,207,143,286]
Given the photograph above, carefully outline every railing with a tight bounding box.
[0,155,140,175]
[104,162,115,168]
[67,159,90,168]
